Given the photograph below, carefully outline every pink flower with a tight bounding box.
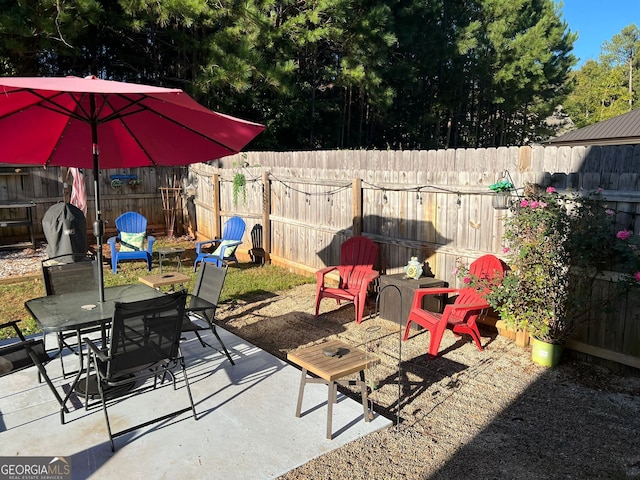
[520,200,529,207]
[635,272,640,282]
[452,267,459,276]
[617,230,632,241]
[539,202,547,208]
[546,186,556,193]
[463,277,471,284]
[502,247,510,254]
[597,187,604,193]
[605,209,615,216]
[530,201,540,209]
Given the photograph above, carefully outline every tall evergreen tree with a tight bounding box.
[0,0,577,149]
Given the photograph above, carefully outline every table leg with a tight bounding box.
[295,368,307,418]
[326,380,337,440]
[359,370,371,422]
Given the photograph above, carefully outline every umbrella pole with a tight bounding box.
[93,154,105,303]
[90,105,105,303]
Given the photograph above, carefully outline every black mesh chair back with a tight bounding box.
[42,254,98,295]
[182,263,235,365]
[85,290,196,451]
[0,321,66,409]
[41,254,99,377]
[192,261,226,316]
[107,293,185,378]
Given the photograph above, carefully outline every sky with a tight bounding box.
[556,0,640,68]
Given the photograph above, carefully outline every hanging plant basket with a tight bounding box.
[233,172,247,206]
[492,191,511,209]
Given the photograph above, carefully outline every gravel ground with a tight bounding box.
[0,244,47,278]
[216,283,640,480]
[3,250,640,479]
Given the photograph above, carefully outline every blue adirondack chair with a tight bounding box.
[107,212,155,273]
[194,216,246,271]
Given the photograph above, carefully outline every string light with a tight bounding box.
[212,173,505,209]
[194,168,639,230]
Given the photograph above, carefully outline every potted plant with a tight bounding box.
[232,172,246,206]
[488,179,514,209]
[461,184,640,366]
[128,178,142,190]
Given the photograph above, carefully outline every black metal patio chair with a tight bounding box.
[0,320,66,410]
[182,263,235,365]
[41,253,101,377]
[84,290,197,451]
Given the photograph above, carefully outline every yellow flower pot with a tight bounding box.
[531,337,563,367]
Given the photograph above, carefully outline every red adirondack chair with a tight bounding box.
[403,254,508,358]
[468,253,509,291]
[315,236,379,324]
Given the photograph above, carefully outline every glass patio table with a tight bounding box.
[25,284,165,423]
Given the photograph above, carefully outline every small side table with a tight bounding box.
[287,340,379,440]
[379,274,447,330]
[156,247,186,273]
[139,272,190,291]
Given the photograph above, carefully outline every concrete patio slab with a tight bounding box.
[0,327,392,479]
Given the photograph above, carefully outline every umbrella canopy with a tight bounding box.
[0,75,265,301]
[0,76,264,167]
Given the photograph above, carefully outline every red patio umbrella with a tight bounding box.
[0,75,265,301]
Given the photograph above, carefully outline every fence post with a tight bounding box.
[213,173,221,239]
[352,177,362,236]
[262,171,271,262]
[518,145,532,172]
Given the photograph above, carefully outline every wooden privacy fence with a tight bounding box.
[0,165,187,244]
[190,145,640,369]
[1,145,639,369]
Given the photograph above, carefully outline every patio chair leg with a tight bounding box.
[179,356,197,420]
[96,378,115,452]
[193,330,208,348]
[23,345,67,411]
[211,328,235,365]
[193,329,235,365]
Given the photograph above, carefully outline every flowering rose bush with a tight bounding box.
[458,184,640,343]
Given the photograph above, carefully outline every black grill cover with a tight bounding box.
[42,202,87,262]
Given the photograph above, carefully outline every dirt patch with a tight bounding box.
[216,283,640,480]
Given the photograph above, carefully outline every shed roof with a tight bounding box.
[547,109,640,146]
